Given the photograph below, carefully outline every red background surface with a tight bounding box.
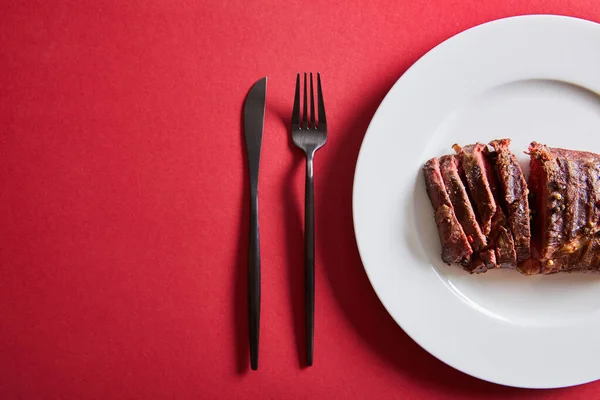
[3,1,600,399]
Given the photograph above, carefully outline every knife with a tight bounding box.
[243,77,266,371]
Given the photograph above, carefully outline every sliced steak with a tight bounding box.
[425,139,600,274]
[480,249,497,272]
[454,144,497,236]
[528,142,568,269]
[494,225,517,268]
[439,155,487,251]
[423,158,473,265]
[484,146,517,269]
[489,139,531,262]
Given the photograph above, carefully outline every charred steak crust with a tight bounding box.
[455,144,497,236]
[483,146,517,269]
[423,158,473,265]
[489,139,531,262]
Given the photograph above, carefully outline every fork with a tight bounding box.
[291,72,327,366]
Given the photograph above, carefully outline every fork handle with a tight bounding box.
[249,186,260,370]
[305,153,315,366]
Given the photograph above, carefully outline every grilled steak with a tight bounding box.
[454,144,497,236]
[494,225,517,268]
[467,248,497,274]
[528,142,600,273]
[423,158,473,264]
[437,154,501,272]
[454,143,518,270]
[439,155,487,251]
[489,139,531,262]
[423,140,600,274]
[483,146,517,269]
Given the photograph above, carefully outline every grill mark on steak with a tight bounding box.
[564,159,586,241]
[528,147,544,250]
[489,139,531,262]
[455,144,497,236]
[545,156,569,272]
[529,142,568,266]
[439,155,487,251]
[482,145,517,269]
[483,146,502,201]
[555,156,600,272]
[577,162,590,239]
[423,158,473,264]
[587,162,600,230]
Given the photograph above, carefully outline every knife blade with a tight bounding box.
[243,77,266,371]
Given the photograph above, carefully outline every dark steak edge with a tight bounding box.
[483,146,517,269]
[439,155,487,251]
[489,139,531,262]
[529,142,568,267]
[454,144,497,236]
[423,158,473,265]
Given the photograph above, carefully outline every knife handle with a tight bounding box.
[248,186,260,370]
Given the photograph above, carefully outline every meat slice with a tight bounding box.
[484,147,517,269]
[528,142,568,268]
[439,155,487,251]
[478,249,497,273]
[494,225,517,268]
[466,250,492,274]
[454,144,497,236]
[528,142,600,273]
[423,158,473,265]
[453,143,517,270]
[489,139,531,262]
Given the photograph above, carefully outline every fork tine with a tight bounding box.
[310,73,315,129]
[303,73,308,129]
[292,73,300,127]
[317,73,326,128]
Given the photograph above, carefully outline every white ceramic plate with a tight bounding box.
[353,15,600,388]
